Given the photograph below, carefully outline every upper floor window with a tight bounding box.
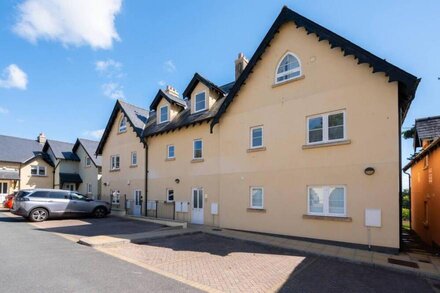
[159,105,169,123]
[86,183,92,194]
[167,145,175,159]
[110,155,120,170]
[85,156,92,167]
[275,53,301,84]
[308,186,346,217]
[307,111,345,144]
[193,139,203,159]
[194,92,207,113]
[250,126,263,148]
[131,151,137,166]
[31,166,46,176]
[119,116,127,133]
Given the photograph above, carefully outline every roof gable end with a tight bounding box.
[182,73,226,99]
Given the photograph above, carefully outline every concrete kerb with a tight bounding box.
[116,214,188,229]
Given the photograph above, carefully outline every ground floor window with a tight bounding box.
[0,182,8,194]
[112,190,120,204]
[167,189,174,202]
[308,186,346,217]
[86,183,92,194]
[250,187,264,209]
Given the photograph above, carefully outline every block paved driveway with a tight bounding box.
[102,233,438,293]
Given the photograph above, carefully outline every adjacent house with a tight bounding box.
[73,138,102,199]
[98,7,419,252]
[403,116,440,249]
[96,100,149,216]
[0,133,54,202]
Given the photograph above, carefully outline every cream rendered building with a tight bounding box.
[73,139,102,199]
[100,7,420,252]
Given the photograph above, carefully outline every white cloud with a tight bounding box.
[164,60,176,73]
[0,107,9,114]
[13,0,122,50]
[158,80,166,87]
[102,82,124,100]
[95,59,123,78]
[83,129,104,140]
[0,64,28,90]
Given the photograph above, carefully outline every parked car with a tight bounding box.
[2,192,16,209]
[11,189,111,222]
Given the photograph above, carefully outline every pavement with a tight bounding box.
[0,211,200,293]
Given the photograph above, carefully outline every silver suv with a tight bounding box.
[12,189,111,222]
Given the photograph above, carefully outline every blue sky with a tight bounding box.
[0,0,439,187]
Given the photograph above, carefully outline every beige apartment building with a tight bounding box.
[98,7,420,252]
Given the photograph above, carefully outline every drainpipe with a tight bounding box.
[398,108,403,251]
[53,160,61,189]
[144,141,148,216]
[403,170,412,230]
[18,163,22,190]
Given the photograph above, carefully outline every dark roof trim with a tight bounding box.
[96,100,146,155]
[182,73,226,99]
[73,139,99,168]
[403,137,440,171]
[211,6,420,132]
[149,89,186,111]
[22,153,54,167]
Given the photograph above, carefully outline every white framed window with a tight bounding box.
[131,151,137,166]
[159,105,169,123]
[250,187,264,209]
[112,190,120,204]
[31,166,46,176]
[119,116,127,133]
[110,155,120,170]
[193,139,203,159]
[275,52,302,84]
[167,189,174,202]
[0,182,8,194]
[86,183,92,194]
[194,92,207,112]
[307,186,346,217]
[250,126,263,148]
[307,111,345,144]
[85,156,92,167]
[167,145,175,159]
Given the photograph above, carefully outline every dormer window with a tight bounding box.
[159,105,169,123]
[275,53,302,84]
[119,116,127,133]
[194,92,207,113]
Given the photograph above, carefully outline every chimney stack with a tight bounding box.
[235,52,249,80]
[165,85,179,98]
[37,132,46,145]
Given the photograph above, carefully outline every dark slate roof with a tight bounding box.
[403,136,440,172]
[414,116,440,148]
[43,140,80,161]
[0,169,19,180]
[211,6,420,131]
[59,173,82,184]
[150,89,187,111]
[73,138,102,167]
[142,79,234,137]
[182,73,227,99]
[96,100,149,155]
[0,135,52,165]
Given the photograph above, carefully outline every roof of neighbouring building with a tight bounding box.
[0,169,19,180]
[403,136,440,172]
[414,115,440,148]
[59,173,83,184]
[0,135,53,165]
[43,140,80,161]
[96,100,149,155]
[73,138,102,167]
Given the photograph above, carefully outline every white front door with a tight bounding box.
[133,190,142,216]
[191,188,204,224]
[64,183,76,191]
[0,182,8,203]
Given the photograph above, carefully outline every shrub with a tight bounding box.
[402,208,410,221]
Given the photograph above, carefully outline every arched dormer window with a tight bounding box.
[119,116,127,133]
[275,53,302,84]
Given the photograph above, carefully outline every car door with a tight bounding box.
[44,191,71,216]
[69,192,94,215]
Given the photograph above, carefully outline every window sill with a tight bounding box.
[272,75,305,88]
[247,208,266,213]
[129,165,138,168]
[302,139,351,149]
[31,175,47,177]
[117,130,126,135]
[109,169,120,172]
[247,146,266,153]
[191,158,204,163]
[165,158,176,161]
[302,214,352,222]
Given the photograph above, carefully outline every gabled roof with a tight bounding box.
[142,80,233,138]
[414,115,440,148]
[96,100,149,155]
[43,140,79,161]
[182,73,227,99]
[0,135,53,166]
[403,136,440,172]
[211,6,420,131]
[73,138,102,167]
[149,89,187,111]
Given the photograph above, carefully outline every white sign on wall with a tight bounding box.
[211,203,218,215]
[175,201,189,213]
[365,208,381,227]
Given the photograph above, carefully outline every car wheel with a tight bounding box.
[93,207,107,218]
[29,208,49,222]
